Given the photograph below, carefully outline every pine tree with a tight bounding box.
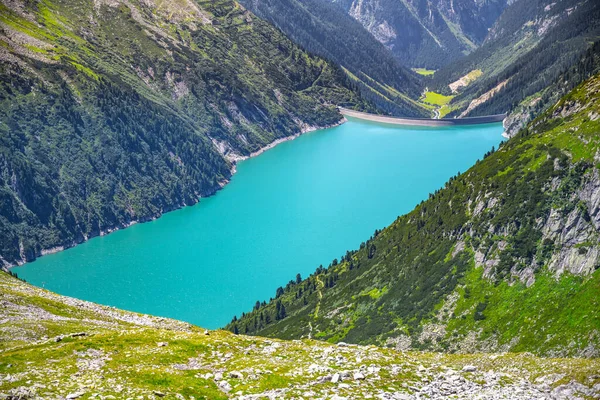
[275,286,284,298]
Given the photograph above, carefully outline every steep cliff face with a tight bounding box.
[230,74,600,357]
[0,0,368,266]
[330,0,508,68]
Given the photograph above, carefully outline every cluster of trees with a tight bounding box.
[225,232,379,335]
[499,40,600,133]
[5,270,25,282]
[228,273,302,334]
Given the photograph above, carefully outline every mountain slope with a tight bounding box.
[0,0,369,266]
[229,74,600,357]
[329,0,508,68]
[431,0,600,129]
[238,0,429,117]
[503,40,600,137]
[2,271,600,399]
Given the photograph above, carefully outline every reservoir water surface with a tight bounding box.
[16,119,503,328]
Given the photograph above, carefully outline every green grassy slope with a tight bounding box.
[0,0,370,266]
[229,73,600,357]
[2,271,599,399]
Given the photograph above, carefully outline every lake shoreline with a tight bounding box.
[228,119,345,175]
[6,118,346,271]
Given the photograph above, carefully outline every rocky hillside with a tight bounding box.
[238,0,429,117]
[229,74,600,357]
[2,271,600,399]
[329,0,508,68]
[0,0,369,267]
[430,0,600,130]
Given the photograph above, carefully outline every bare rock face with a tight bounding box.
[580,169,600,230]
[541,170,600,276]
[548,246,600,276]
[467,163,600,281]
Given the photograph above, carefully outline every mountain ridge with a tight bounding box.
[430,0,600,130]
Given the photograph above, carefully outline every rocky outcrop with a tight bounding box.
[544,170,600,275]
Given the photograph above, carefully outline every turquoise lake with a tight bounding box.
[16,119,503,329]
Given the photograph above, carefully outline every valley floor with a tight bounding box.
[1,272,598,400]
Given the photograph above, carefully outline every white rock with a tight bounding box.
[218,380,232,393]
[214,372,223,381]
[462,365,477,372]
[354,372,365,380]
[330,395,347,400]
[367,366,381,374]
[229,371,244,379]
[331,373,340,383]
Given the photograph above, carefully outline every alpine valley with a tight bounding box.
[1,0,600,399]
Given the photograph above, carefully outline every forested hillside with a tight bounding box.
[0,0,369,266]
[229,74,600,357]
[239,0,428,117]
[431,0,600,128]
[329,0,508,68]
